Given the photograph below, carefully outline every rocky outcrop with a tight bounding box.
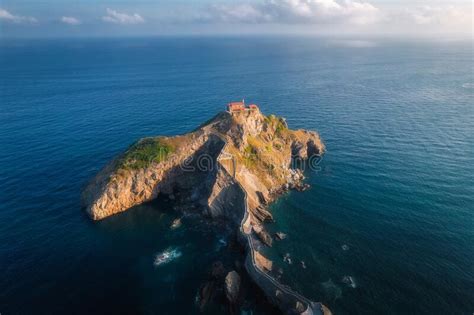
[197,261,227,311]
[275,232,287,240]
[253,224,273,247]
[254,250,273,272]
[225,271,241,304]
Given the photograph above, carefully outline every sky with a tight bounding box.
[0,0,472,38]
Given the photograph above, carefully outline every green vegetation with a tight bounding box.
[242,137,274,175]
[117,137,174,170]
[243,144,258,168]
[264,114,275,124]
[265,114,288,136]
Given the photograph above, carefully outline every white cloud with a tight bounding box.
[199,1,472,36]
[209,4,271,23]
[60,16,81,25]
[0,8,37,23]
[102,8,145,24]
[209,0,382,25]
[207,3,263,23]
[408,5,471,27]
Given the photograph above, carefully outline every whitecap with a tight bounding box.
[283,253,293,265]
[153,247,182,267]
[170,218,182,229]
[215,237,227,251]
[321,278,342,300]
[342,275,357,288]
[462,83,474,89]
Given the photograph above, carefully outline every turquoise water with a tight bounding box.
[0,37,473,314]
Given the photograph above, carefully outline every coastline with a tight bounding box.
[216,135,328,314]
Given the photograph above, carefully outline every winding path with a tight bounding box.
[216,136,325,315]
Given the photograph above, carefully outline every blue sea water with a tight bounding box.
[0,37,473,314]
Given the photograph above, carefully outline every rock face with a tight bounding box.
[81,131,220,220]
[275,232,287,240]
[225,271,241,304]
[254,250,273,272]
[253,224,273,247]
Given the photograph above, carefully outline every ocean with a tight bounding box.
[0,37,473,314]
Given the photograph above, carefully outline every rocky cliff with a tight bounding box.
[82,108,324,222]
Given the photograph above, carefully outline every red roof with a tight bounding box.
[228,102,244,107]
[227,102,259,112]
[228,102,245,112]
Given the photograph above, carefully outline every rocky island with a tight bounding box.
[82,102,331,315]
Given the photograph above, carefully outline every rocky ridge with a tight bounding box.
[82,109,323,224]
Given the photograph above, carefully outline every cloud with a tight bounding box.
[102,8,145,24]
[408,6,471,27]
[208,4,271,23]
[60,16,81,25]
[199,0,472,35]
[0,8,37,23]
[208,0,382,25]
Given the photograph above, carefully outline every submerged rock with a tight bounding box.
[211,261,226,280]
[198,281,216,311]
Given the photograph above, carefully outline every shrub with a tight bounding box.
[117,138,174,170]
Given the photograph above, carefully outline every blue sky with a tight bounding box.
[0,0,472,38]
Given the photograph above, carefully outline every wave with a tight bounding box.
[215,237,227,251]
[342,275,357,288]
[321,278,342,301]
[170,218,182,230]
[154,247,182,267]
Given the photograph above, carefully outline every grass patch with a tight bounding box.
[117,137,174,170]
[242,144,258,168]
[265,114,288,136]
